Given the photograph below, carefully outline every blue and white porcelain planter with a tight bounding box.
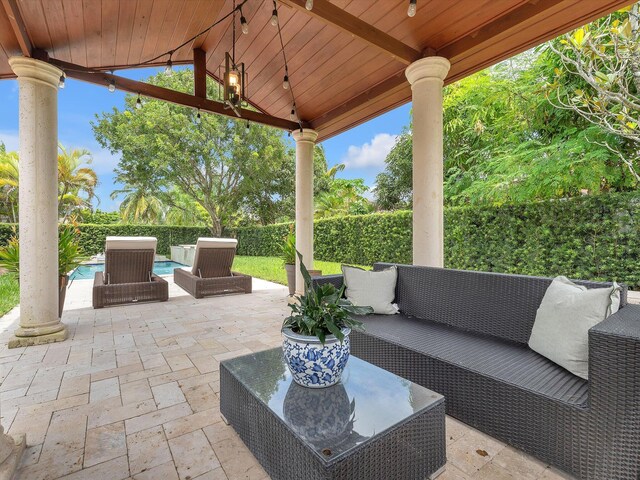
[282,327,351,388]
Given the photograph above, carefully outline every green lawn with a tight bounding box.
[0,274,19,317]
[232,256,363,285]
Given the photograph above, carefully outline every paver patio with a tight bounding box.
[0,276,578,480]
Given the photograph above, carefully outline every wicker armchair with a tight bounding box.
[92,236,168,309]
[173,238,251,298]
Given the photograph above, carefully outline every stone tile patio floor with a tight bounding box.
[0,276,582,480]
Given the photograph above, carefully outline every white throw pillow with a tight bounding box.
[342,265,399,315]
[528,276,621,380]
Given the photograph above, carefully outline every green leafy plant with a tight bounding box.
[58,223,86,276]
[0,230,19,277]
[283,251,372,344]
[0,224,86,279]
[281,231,296,265]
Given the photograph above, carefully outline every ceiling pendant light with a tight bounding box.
[108,79,116,93]
[270,8,278,27]
[290,106,297,121]
[283,75,290,90]
[195,110,201,124]
[165,59,173,74]
[136,95,143,110]
[240,11,249,35]
[58,74,65,89]
[305,0,313,10]
[223,1,246,117]
[407,0,417,17]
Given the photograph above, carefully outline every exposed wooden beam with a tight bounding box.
[48,58,304,131]
[91,61,193,72]
[193,48,207,99]
[438,0,571,61]
[278,0,421,65]
[313,0,631,135]
[311,70,407,130]
[1,0,32,57]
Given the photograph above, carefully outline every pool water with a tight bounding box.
[70,260,186,280]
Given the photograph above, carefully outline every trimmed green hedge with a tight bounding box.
[0,223,210,256]
[444,193,640,286]
[234,223,290,257]
[234,193,640,287]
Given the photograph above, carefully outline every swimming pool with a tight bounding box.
[70,260,186,280]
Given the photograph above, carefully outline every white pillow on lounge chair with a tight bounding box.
[342,265,399,315]
[105,236,157,253]
[191,237,238,276]
[528,276,621,380]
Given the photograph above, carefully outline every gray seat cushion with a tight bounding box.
[357,314,588,406]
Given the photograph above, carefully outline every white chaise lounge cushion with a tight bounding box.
[342,265,399,315]
[528,276,621,380]
[105,236,157,252]
[192,237,238,275]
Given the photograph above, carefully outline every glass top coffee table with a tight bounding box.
[220,347,445,480]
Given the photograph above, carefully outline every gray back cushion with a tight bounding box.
[374,263,626,344]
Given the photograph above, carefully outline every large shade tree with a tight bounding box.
[93,69,305,235]
[375,21,637,209]
[547,3,640,183]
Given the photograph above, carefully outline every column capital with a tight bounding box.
[405,56,450,86]
[9,56,62,89]
[292,128,319,144]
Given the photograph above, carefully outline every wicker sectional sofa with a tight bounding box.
[313,263,640,480]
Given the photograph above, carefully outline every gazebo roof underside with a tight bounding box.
[0,0,633,141]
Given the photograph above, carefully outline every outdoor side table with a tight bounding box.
[220,347,446,480]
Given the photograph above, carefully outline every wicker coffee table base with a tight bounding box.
[220,359,446,480]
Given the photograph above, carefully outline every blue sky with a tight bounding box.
[0,67,411,212]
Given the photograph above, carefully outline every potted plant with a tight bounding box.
[281,231,297,295]
[281,230,323,295]
[282,251,372,388]
[0,224,85,318]
[57,223,85,316]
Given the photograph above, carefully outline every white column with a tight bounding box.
[8,57,67,348]
[292,129,318,294]
[405,56,450,267]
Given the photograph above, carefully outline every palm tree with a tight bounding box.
[315,191,345,219]
[0,144,98,222]
[111,186,166,224]
[0,149,19,223]
[57,145,98,220]
[325,163,346,180]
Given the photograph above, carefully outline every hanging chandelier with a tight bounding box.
[222,0,247,117]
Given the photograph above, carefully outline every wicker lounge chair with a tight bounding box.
[173,238,251,298]
[92,236,169,309]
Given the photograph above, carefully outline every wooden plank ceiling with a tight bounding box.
[0,0,634,141]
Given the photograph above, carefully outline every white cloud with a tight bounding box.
[85,147,121,175]
[342,133,397,169]
[0,130,19,152]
